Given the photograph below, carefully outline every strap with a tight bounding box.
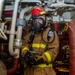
[28,31,35,44]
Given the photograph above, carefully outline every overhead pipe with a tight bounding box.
[19,6,32,19]
[0,0,5,19]
[68,19,75,75]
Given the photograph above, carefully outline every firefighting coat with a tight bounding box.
[22,27,59,75]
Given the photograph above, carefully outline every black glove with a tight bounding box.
[24,51,36,66]
[31,55,45,65]
[24,51,44,66]
[34,57,44,65]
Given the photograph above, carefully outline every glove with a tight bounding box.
[34,55,44,65]
[24,51,44,65]
[24,51,36,66]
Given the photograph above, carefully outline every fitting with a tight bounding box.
[16,18,26,27]
[14,39,22,49]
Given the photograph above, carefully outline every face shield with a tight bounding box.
[32,15,46,33]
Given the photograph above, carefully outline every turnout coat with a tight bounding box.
[22,27,59,75]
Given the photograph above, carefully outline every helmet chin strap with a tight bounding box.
[28,31,35,43]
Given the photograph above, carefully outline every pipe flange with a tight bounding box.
[16,18,26,27]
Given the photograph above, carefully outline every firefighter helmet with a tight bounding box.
[32,6,46,16]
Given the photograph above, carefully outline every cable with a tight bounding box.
[41,29,55,44]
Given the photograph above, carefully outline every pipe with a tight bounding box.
[19,6,32,19]
[21,0,42,4]
[7,6,33,75]
[18,6,32,38]
[7,58,19,75]
[9,5,32,57]
[0,0,5,18]
[15,6,32,58]
[9,0,20,56]
[25,14,31,21]
[17,6,32,39]
[68,19,75,75]
[8,1,20,74]
[0,28,7,40]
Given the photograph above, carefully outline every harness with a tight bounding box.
[28,27,55,52]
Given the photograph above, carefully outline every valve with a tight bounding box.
[14,39,22,49]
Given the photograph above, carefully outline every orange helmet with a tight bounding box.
[32,6,46,16]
